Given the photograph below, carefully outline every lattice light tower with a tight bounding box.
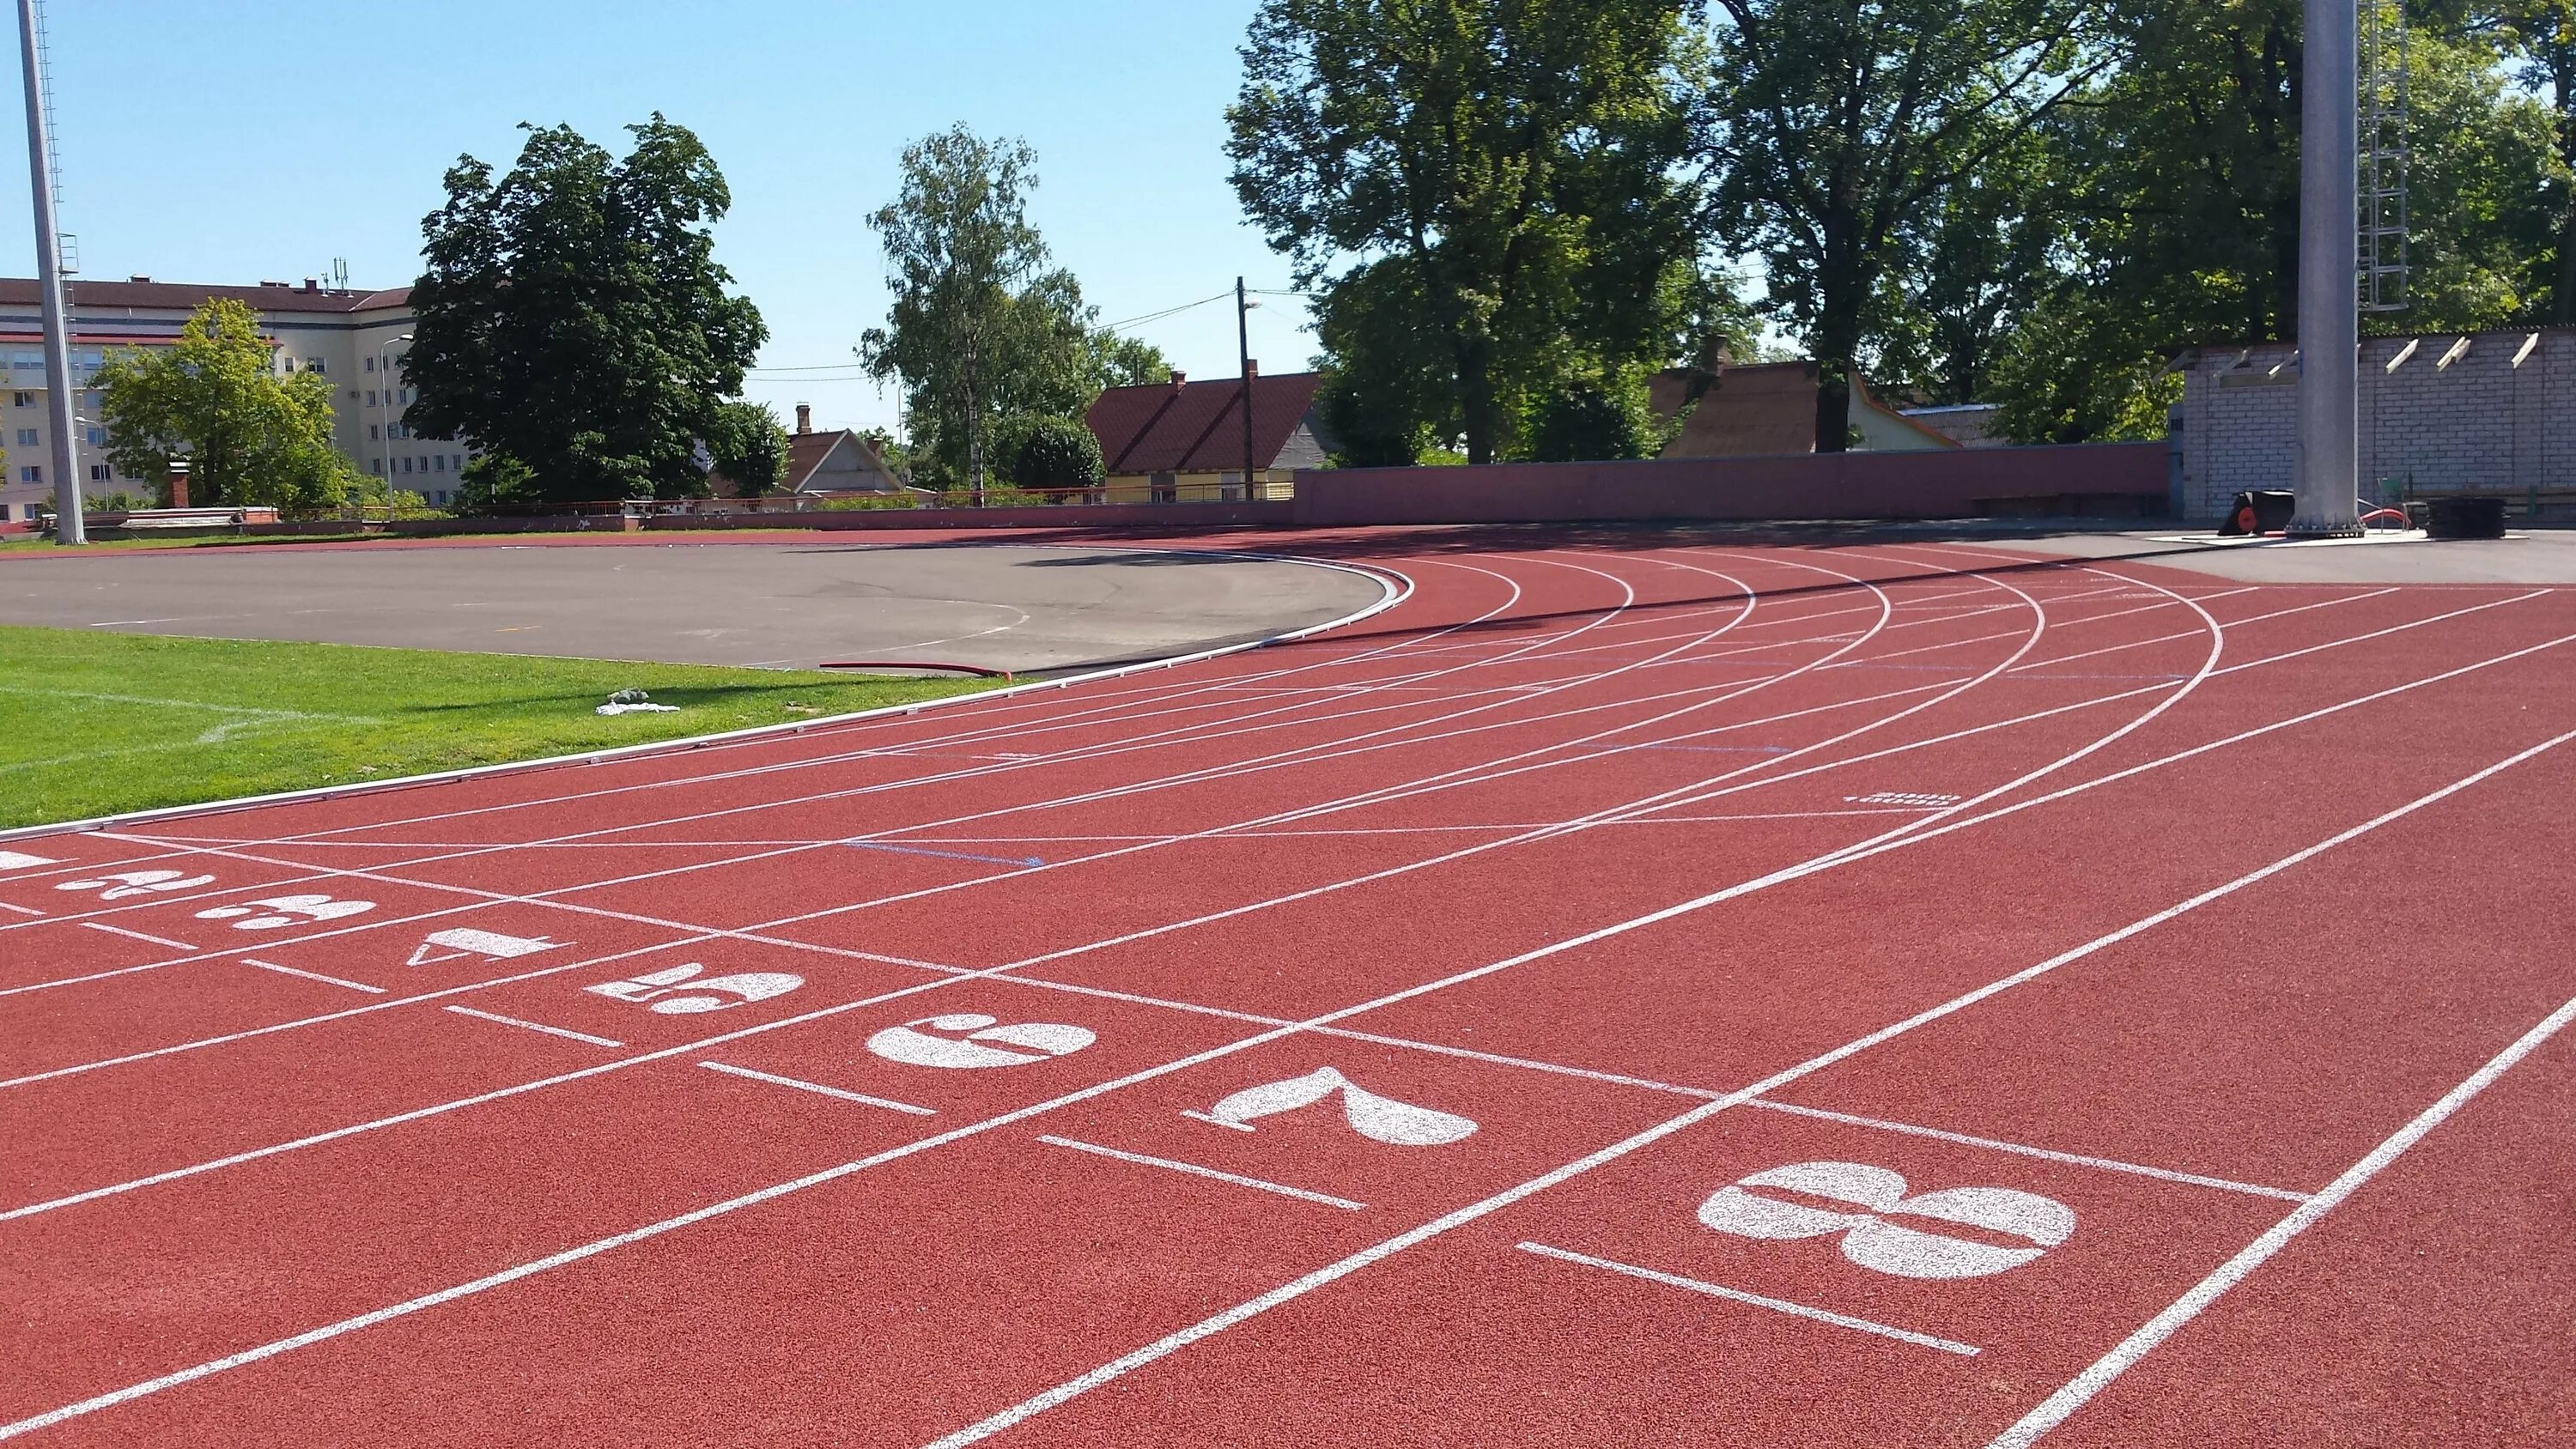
[2361,1,2411,316]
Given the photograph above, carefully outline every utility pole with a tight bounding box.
[15,0,78,543]
[1236,276,1256,500]
[2291,0,2363,537]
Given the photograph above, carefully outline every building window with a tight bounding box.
[88,463,110,482]
[432,490,449,505]
[18,465,37,483]
[13,428,34,447]
[368,458,383,476]
[10,391,27,407]
[305,357,325,375]
[364,355,375,373]
[368,424,380,440]
[280,357,294,373]
[402,456,414,473]
[366,390,378,408]
[84,427,105,446]
[452,454,464,471]
[432,453,446,473]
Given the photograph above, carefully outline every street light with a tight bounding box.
[378,332,412,487]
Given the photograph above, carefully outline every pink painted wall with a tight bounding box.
[1288,443,2167,527]
[651,500,1296,533]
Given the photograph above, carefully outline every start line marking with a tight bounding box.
[1039,1135,1366,1212]
[697,1061,934,1117]
[1516,1241,1978,1357]
[241,959,385,995]
[442,1006,622,1049]
[80,921,197,952]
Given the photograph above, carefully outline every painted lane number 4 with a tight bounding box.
[196,894,376,931]
[585,962,803,1014]
[57,870,216,900]
[1698,1161,2075,1280]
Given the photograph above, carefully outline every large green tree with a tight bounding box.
[407,115,767,503]
[1986,1,2565,442]
[705,399,791,498]
[860,129,1144,494]
[94,299,362,516]
[1700,0,2101,452]
[1228,0,1707,464]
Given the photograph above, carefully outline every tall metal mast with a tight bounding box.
[14,0,77,543]
[2291,0,2363,537]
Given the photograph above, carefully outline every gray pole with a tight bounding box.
[2291,0,2362,537]
[15,0,77,543]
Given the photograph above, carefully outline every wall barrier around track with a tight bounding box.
[1286,443,2170,527]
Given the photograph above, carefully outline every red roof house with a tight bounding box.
[1085,367,1334,484]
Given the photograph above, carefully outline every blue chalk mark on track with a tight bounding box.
[848,840,1045,869]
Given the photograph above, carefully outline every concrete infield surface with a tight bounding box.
[0,540,1389,674]
[0,524,2571,1446]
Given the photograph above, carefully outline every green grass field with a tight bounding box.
[0,625,999,829]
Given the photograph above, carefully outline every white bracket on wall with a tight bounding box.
[2435,336,2471,370]
[2511,332,2540,369]
[2382,337,2419,374]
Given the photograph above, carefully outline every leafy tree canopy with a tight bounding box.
[860,129,1147,492]
[408,115,768,502]
[1006,415,1107,490]
[1230,0,1719,464]
[94,299,363,516]
[705,399,791,498]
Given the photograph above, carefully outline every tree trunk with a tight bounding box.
[1457,333,1499,466]
[1813,361,1854,454]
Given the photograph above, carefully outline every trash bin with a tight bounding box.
[2424,496,2506,540]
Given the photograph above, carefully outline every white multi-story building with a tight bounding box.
[0,276,472,522]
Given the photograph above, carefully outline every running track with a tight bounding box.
[2,529,2571,1446]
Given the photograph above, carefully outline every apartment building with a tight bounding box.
[0,276,470,521]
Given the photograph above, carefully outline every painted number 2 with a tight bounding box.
[1697,1161,2075,1280]
[585,963,803,1014]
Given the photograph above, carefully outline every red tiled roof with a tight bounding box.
[1650,361,1824,457]
[1086,370,1322,475]
[0,278,411,313]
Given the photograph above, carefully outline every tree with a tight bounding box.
[1091,332,1172,388]
[1525,364,1672,461]
[705,400,791,498]
[1007,415,1106,492]
[1700,0,2102,452]
[94,299,361,516]
[408,115,768,503]
[862,129,1115,498]
[1228,0,1705,464]
[1983,1,2565,440]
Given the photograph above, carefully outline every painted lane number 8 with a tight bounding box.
[1698,1161,2075,1281]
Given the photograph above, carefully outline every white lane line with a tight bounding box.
[697,1061,934,1116]
[1038,1136,1364,1211]
[913,725,2576,1448]
[1740,1099,2312,1203]
[1989,988,2576,1448]
[0,901,42,916]
[80,921,196,951]
[1516,1241,1978,1356]
[440,1006,621,1048]
[240,959,385,995]
[0,602,2537,1440]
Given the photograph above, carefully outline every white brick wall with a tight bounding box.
[2175,327,2573,519]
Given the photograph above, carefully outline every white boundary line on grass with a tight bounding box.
[0,547,1411,845]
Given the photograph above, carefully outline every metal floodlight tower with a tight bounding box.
[14,0,79,543]
[2291,0,2364,537]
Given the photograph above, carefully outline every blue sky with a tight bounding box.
[9,0,1317,433]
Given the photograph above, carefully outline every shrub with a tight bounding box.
[1008,415,1105,490]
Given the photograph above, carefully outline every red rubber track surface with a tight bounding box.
[2,527,2570,1446]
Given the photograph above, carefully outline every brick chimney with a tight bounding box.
[1170,371,1187,393]
[794,403,811,434]
[1244,359,1259,380]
